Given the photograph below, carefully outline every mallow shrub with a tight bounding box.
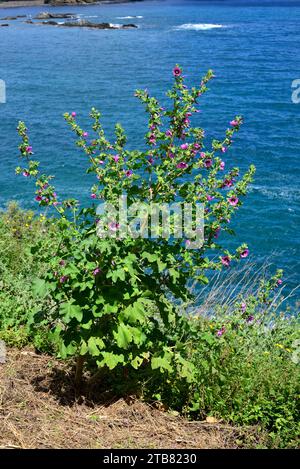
[16,66,255,383]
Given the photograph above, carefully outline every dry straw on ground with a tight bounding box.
[0,348,264,449]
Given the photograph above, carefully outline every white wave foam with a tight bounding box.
[175,23,224,31]
[116,16,143,19]
[109,23,122,28]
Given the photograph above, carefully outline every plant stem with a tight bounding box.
[75,355,85,387]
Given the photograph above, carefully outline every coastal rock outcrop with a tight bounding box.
[34,12,76,20]
[39,19,138,29]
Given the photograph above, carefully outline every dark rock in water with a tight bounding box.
[25,20,34,24]
[42,20,59,26]
[0,24,9,27]
[39,19,138,30]
[0,16,26,21]
[122,24,138,28]
[34,12,76,20]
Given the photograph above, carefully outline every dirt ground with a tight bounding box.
[0,348,264,449]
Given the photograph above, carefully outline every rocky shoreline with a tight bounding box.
[36,19,137,28]
[1,10,139,28]
[0,0,143,9]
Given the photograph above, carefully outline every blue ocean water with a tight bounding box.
[0,0,299,299]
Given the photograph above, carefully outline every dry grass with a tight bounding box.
[0,348,265,449]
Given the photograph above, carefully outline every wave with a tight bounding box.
[116,16,143,19]
[252,185,300,202]
[175,23,224,31]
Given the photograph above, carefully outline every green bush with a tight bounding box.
[15,66,254,382]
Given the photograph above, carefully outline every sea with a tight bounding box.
[0,0,299,303]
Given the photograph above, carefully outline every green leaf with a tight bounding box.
[97,352,125,370]
[131,355,144,369]
[142,252,158,263]
[113,322,133,349]
[157,259,167,272]
[60,302,83,323]
[32,278,49,298]
[151,352,173,373]
[88,336,105,356]
[109,268,126,283]
[202,332,215,345]
[121,301,145,324]
[168,268,180,282]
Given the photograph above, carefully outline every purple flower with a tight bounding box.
[25,146,33,153]
[221,256,231,267]
[246,315,254,323]
[277,279,283,286]
[206,195,214,201]
[200,152,206,159]
[230,120,239,127]
[91,193,97,199]
[59,275,68,284]
[125,170,133,177]
[113,155,120,162]
[220,161,225,170]
[173,66,182,77]
[240,249,249,258]
[108,221,120,232]
[205,159,212,168]
[165,130,173,137]
[241,302,247,313]
[59,260,66,266]
[22,171,30,177]
[148,157,154,165]
[217,326,226,337]
[98,160,104,165]
[83,132,88,138]
[228,196,239,206]
[149,134,156,145]
[93,267,101,276]
[35,195,42,202]
[221,147,227,153]
[71,112,76,117]
[177,162,188,169]
[222,179,234,188]
[168,152,175,159]
[180,143,189,150]
[193,143,201,150]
